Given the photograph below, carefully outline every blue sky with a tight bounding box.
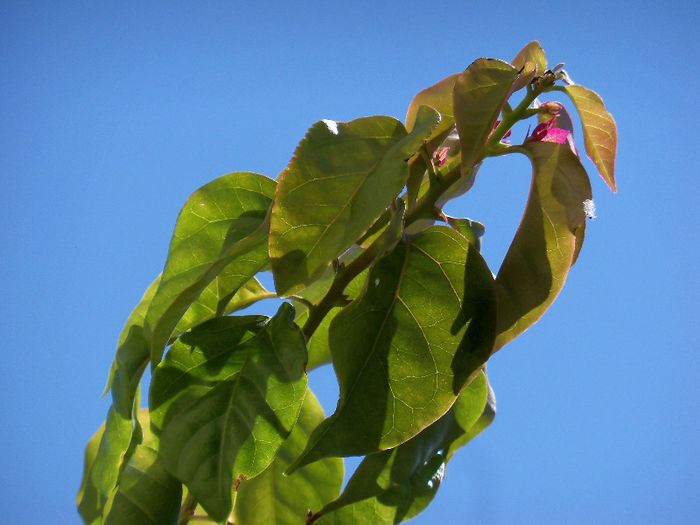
[2,1,699,523]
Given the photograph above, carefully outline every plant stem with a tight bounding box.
[301,238,381,340]
[178,492,198,525]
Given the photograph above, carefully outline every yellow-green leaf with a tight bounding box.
[511,40,547,91]
[453,59,520,179]
[405,73,460,138]
[560,84,618,192]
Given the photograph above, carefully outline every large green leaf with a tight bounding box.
[494,142,592,351]
[233,389,343,525]
[453,58,520,177]
[287,226,497,472]
[314,370,494,524]
[149,303,308,522]
[511,40,547,91]
[269,108,440,296]
[104,410,182,525]
[145,171,276,364]
[558,85,618,192]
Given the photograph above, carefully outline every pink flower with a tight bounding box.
[433,146,449,166]
[526,102,570,144]
[527,118,569,143]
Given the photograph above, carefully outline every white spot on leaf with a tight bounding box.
[583,199,596,219]
[322,119,338,135]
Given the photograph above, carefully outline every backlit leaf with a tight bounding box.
[445,217,485,252]
[405,73,460,138]
[269,108,440,296]
[453,58,520,178]
[104,410,182,525]
[149,303,307,522]
[77,419,108,525]
[511,41,547,91]
[559,85,617,192]
[287,226,497,472]
[494,142,592,351]
[145,172,276,364]
[233,390,343,525]
[315,370,494,524]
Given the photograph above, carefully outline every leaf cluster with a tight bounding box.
[78,41,617,525]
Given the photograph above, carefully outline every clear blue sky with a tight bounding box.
[2,1,698,523]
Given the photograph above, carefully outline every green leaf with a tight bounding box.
[106,274,273,415]
[145,171,276,364]
[104,410,182,525]
[149,303,308,522]
[78,406,135,524]
[77,420,108,525]
[288,226,497,472]
[105,278,161,415]
[174,275,275,334]
[494,142,592,351]
[269,108,440,296]
[511,41,547,91]
[445,217,485,252]
[558,85,618,192]
[453,58,520,178]
[78,408,169,525]
[314,370,494,525]
[405,73,460,138]
[233,389,343,525]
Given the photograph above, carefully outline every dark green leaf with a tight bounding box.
[150,303,308,522]
[494,142,592,351]
[558,85,618,192]
[288,226,497,472]
[104,410,182,525]
[315,370,495,524]
[453,58,520,178]
[233,389,343,525]
[269,108,440,296]
[145,171,276,364]
[511,41,547,91]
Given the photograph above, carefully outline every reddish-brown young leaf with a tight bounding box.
[494,143,592,351]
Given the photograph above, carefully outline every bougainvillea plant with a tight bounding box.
[77,41,617,524]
